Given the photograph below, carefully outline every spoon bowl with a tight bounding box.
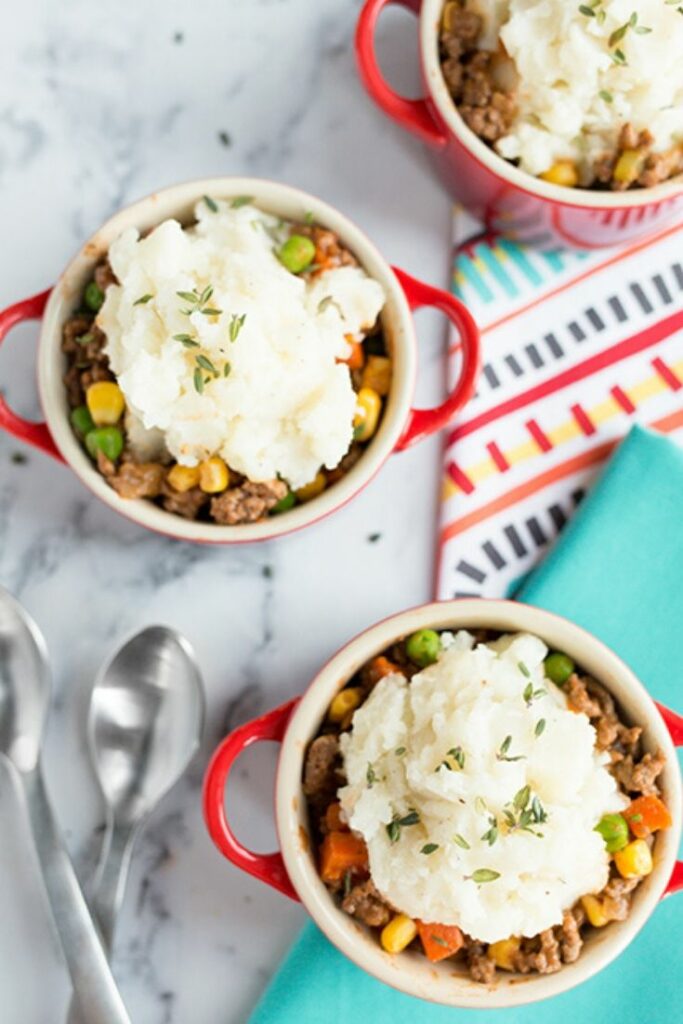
[0,587,51,773]
[89,626,204,828]
[0,586,131,1023]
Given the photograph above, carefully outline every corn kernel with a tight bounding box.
[441,1,460,32]
[295,471,327,503]
[380,914,417,954]
[361,356,392,397]
[488,937,521,970]
[539,161,579,188]
[167,464,201,493]
[353,387,382,442]
[614,838,653,880]
[328,687,363,723]
[614,149,645,186]
[198,456,229,494]
[86,381,125,426]
[581,894,610,928]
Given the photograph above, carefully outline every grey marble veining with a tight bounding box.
[0,1,452,1021]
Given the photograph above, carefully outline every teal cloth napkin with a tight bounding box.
[250,425,683,1024]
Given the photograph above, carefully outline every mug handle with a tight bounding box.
[0,290,63,461]
[656,702,683,897]
[355,0,447,148]
[392,266,481,450]
[203,698,301,902]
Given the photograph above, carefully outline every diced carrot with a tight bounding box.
[324,802,348,833]
[337,339,365,370]
[319,831,368,884]
[416,921,464,963]
[624,795,672,839]
[363,655,401,688]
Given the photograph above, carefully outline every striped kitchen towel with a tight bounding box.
[436,208,683,600]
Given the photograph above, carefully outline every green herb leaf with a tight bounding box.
[514,785,531,812]
[430,934,448,947]
[223,362,231,377]
[497,734,526,762]
[133,294,153,305]
[177,290,199,303]
[229,312,247,342]
[481,815,499,847]
[468,869,500,884]
[193,368,204,394]
[395,746,406,756]
[304,210,315,226]
[196,354,218,375]
[386,819,401,843]
[366,762,376,788]
[200,307,223,317]
[76,332,94,346]
[475,796,487,815]
[173,333,200,347]
[398,810,420,827]
[230,195,254,209]
[535,718,546,737]
[518,661,531,678]
[421,843,439,855]
[448,746,465,770]
[578,3,596,15]
[453,834,470,850]
[203,195,219,213]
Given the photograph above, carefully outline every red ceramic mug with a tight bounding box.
[0,177,480,544]
[356,0,683,249]
[204,600,683,1008]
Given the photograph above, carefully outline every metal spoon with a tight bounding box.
[0,586,131,1024]
[67,626,204,1023]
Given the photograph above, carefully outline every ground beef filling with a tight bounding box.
[303,631,667,983]
[438,1,683,190]
[63,218,390,524]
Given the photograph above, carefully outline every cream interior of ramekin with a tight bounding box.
[277,600,682,1009]
[419,0,683,210]
[37,178,417,543]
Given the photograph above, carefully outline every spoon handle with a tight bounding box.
[21,767,131,1024]
[91,818,136,952]
[65,819,136,1024]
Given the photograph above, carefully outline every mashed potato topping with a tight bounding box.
[340,631,626,943]
[98,200,385,489]
[471,0,683,176]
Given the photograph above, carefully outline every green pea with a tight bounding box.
[84,281,105,312]
[70,405,95,436]
[544,651,575,686]
[406,629,441,668]
[595,813,629,853]
[277,235,316,274]
[85,427,123,462]
[270,491,297,515]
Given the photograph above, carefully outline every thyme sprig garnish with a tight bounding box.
[466,868,500,884]
[523,681,547,706]
[481,814,499,847]
[366,762,376,788]
[386,810,420,843]
[535,718,547,737]
[231,195,254,208]
[453,833,470,850]
[174,333,200,348]
[229,312,247,342]
[518,661,531,678]
[133,293,153,306]
[496,735,526,763]
[502,786,548,837]
[421,843,439,855]
[435,745,466,773]
[177,285,222,318]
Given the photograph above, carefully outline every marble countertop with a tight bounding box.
[0,2,452,1021]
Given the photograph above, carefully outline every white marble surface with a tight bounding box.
[0,2,452,1021]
